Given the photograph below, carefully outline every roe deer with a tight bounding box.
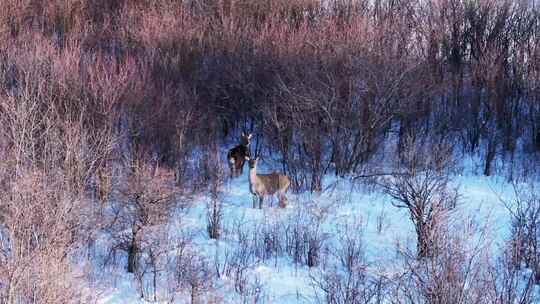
[246,156,290,209]
[227,132,252,177]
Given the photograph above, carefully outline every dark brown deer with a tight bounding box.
[227,132,252,177]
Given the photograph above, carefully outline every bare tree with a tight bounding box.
[207,147,225,239]
[379,139,458,258]
[108,160,177,275]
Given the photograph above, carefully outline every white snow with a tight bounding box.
[93,153,529,303]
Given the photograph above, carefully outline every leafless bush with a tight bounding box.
[335,222,364,274]
[240,275,267,304]
[207,147,226,240]
[312,265,386,304]
[390,218,493,304]
[127,225,179,302]
[0,45,114,303]
[504,184,540,283]
[488,245,536,304]
[214,232,267,302]
[216,205,328,275]
[311,221,386,304]
[215,229,255,295]
[283,207,327,268]
[379,140,458,258]
[248,219,283,264]
[107,160,177,275]
[207,199,223,240]
[161,232,198,302]
[0,0,538,180]
[375,207,387,235]
[176,250,213,304]
[213,209,326,301]
[0,170,83,304]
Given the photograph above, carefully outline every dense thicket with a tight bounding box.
[1,0,539,186]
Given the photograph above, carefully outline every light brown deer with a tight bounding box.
[245,156,290,209]
[227,132,252,178]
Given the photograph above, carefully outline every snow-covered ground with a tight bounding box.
[91,153,527,303]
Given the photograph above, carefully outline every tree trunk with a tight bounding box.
[7,279,17,304]
[484,139,496,176]
[398,116,411,161]
[416,221,430,259]
[152,253,157,302]
[191,285,198,304]
[127,233,138,273]
[535,130,540,151]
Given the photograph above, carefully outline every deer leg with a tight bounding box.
[259,196,263,209]
[279,193,287,208]
[252,195,257,209]
[228,158,235,178]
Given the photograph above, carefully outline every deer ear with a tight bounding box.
[241,131,246,137]
[255,156,260,161]
[245,156,250,161]
[248,133,253,139]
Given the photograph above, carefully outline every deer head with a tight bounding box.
[240,132,253,146]
[245,155,259,169]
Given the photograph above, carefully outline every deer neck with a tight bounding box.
[248,166,257,184]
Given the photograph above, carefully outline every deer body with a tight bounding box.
[246,157,290,208]
[227,132,252,178]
